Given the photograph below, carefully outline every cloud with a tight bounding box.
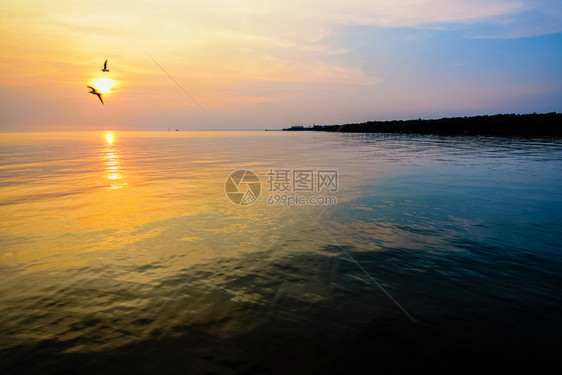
[463,3,562,38]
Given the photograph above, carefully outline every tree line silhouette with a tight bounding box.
[299,113,562,137]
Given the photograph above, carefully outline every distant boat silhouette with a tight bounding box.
[102,60,109,72]
[87,86,104,104]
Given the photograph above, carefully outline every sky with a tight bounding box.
[1,0,561,131]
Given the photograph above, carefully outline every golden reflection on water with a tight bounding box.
[1,131,313,276]
[105,131,114,145]
[0,130,380,353]
[103,131,126,190]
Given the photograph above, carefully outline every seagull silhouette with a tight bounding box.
[102,60,109,72]
[87,86,104,104]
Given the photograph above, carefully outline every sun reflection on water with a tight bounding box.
[103,131,126,190]
[105,131,114,145]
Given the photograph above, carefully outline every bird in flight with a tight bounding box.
[102,60,109,72]
[87,86,104,104]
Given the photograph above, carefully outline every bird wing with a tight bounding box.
[87,86,94,90]
[97,94,104,104]
[104,60,107,69]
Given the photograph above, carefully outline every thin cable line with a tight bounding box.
[308,213,417,324]
[344,53,415,128]
[142,53,258,320]
[145,52,417,324]
[147,53,254,159]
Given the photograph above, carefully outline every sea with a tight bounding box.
[1,131,562,374]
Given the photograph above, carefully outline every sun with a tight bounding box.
[91,77,115,94]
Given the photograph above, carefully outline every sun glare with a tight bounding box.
[91,77,115,94]
[105,131,114,145]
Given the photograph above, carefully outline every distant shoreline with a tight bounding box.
[283,113,562,137]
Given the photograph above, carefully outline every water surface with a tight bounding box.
[1,131,562,373]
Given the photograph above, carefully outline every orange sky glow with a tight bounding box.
[1,0,561,130]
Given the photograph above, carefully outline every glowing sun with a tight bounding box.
[91,77,115,94]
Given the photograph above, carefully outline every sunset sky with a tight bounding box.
[1,0,561,131]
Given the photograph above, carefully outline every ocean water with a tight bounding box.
[1,131,562,374]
